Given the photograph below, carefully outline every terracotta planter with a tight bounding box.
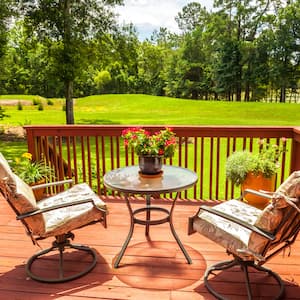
[241,172,276,209]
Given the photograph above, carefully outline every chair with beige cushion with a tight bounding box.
[188,171,300,300]
[0,152,108,283]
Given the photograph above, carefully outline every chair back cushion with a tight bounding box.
[0,152,45,235]
[249,171,300,254]
[0,152,16,192]
[12,174,45,235]
[276,171,300,196]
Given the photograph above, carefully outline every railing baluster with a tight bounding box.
[215,137,220,200]
[209,137,214,200]
[193,137,198,199]
[72,136,78,184]
[200,137,204,200]
[80,137,86,182]
[101,136,107,195]
[95,136,101,195]
[87,136,92,188]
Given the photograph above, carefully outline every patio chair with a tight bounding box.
[188,171,300,300]
[0,152,108,283]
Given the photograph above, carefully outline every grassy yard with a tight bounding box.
[0,94,298,199]
[0,93,299,169]
[0,94,299,126]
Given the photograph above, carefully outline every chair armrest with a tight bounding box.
[31,179,73,190]
[242,189,300,213]
[240,188,273,200]
[199,205,275,241]
[16,198,107,220]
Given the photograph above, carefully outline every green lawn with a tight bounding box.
[0,94,299,126]
[0,93,299,168]
[0,94,298,199]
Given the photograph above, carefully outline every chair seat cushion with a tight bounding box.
[193,200,262,258]
[38,183,107,237]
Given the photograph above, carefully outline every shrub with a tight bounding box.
[226,139,287,186]
[32,98,41,106]
[0,106,9,120]
[17,101,23,110]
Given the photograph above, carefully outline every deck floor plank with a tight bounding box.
[0,196,300,299]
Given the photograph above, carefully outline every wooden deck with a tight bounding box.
[1,196,300,300]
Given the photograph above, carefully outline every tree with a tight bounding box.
[0,1,13,58]
[215,39,242,100]
[175,2,208,33]
[269,1,300,102]
[214,0,272,101]
[136,41,166,95]
[0,1,14,93]
[17,0,123,124]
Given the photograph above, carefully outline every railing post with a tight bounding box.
[25,127,36,160]
[291,127,300,172]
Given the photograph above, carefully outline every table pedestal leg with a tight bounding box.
[169,192,192,264]
[145,194,151,236]
[114,192,192,268]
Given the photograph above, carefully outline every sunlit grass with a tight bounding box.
[0,93,298,198]
[0,94,299,126]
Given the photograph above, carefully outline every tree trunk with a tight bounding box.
[244,83,250,101]
[280,86,286,103]
[63,0,74,124]
[65,80,74,124]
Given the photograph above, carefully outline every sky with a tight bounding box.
[115,0,214,40]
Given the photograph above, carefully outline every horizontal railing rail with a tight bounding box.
[24,125,300,201]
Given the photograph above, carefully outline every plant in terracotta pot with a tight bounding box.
[121,127,177,175]
[12,152,54,199]
[226,139,287,208]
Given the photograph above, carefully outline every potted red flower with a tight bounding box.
[121,127,177,175]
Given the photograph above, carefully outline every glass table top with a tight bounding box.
[103,165,198,194]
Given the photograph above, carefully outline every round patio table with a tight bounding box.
[103,165,198,268]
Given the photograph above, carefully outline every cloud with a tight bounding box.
[115,0,213,39]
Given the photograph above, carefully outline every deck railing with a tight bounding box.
[24,125,300,201]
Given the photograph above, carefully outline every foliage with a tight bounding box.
[226,139,287,186]
[17,101,23,110]
[16,0,123,124]
[11,152,54,184]
[0,1,299,103]
[0,106,9,120]
[121,127,177,158]
[0,1,14,58]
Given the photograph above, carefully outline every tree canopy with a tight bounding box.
[0,0,299,124]
[15,0,123,123]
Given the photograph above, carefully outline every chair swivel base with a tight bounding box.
[26,234,97,283]
[204,258,285,300]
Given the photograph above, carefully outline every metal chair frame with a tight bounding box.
[0,179,107,283]
[189,189,300,300]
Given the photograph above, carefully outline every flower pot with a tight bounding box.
[138,155,163,175]
[241,172,276,209]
